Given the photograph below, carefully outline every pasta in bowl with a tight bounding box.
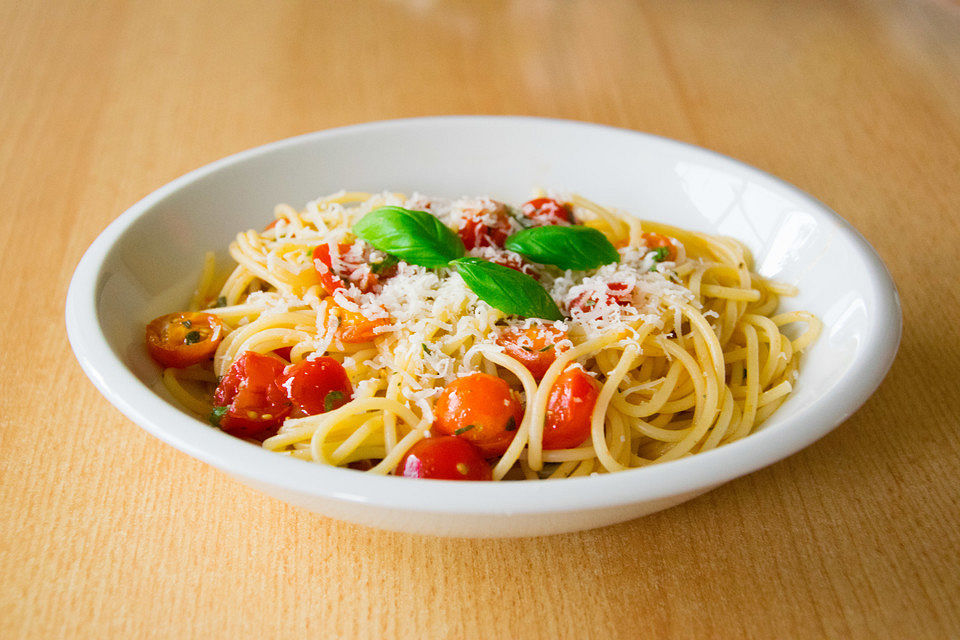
[147,191,820,482]
[66,117,899,535]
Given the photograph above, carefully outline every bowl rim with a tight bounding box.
[65,115,902,515]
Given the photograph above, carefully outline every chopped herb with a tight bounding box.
[213,296,228,308]
[504,416,517,432]
[371,254,399,275]
[183,330,201,345]
[521,346,534,353]
[324,390,346,412]
[454,424,476,436]
[649,247,670,271]
[182,319,192,328]
[538,344,554,352]
[208,406,228,427]
[421,343,431,354]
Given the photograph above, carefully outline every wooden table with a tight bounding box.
[3,1,958,638]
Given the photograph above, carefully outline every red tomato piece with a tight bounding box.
[569,282,634,315]
[396,436,492,480]
[313,243,379,295]
[277,356,353,417]
[329,302,392,343]
[433,373,524,457]
[496,325,569,381]
[520,197,573,226]
[641,232,678,262]
[488,251,538,279]
[212,352,291,441]
[145,312,225,368]
[273,346,293,361]
[543,366,600,450]
[457,207,513,250]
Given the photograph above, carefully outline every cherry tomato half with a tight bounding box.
[146,312,225,368]
[396,436,492,480]
[641,232,678,262]
[521,197,573,226]
[433,373,524,457]
[329,302,392,343]
[212,351,291,441]
[278,356,353,417]
[543,366,600,450]
[457,208,513,250]
[496,325,569,381]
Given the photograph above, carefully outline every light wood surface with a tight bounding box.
[2,1,958,638]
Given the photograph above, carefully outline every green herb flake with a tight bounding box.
[208,406,228,427]
[421,343,431,354]
[539,344,554,352]
[324,390,346,412]
[521,346,534,353]
[454,424,476,436]
[183,330,201,345]
[213,296,228,308]
[182,319,192,328]
[371,254,399,275]
[504,416,517,432]
[649,246,670,271]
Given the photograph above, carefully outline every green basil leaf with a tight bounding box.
[451,257,563,321]
[504,225,620,270]
[353,206,465,268]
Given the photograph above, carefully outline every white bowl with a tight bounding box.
[66,117,901,537]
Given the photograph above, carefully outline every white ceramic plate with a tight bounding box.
[66,117,900,537]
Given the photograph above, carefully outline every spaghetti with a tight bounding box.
[146,191,820,481]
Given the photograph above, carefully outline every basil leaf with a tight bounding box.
[451,257,563,321]
[504,225,620,270]
[353,206,465,268]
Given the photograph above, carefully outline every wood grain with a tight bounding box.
[2,1,958,638]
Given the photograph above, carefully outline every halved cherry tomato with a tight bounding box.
[521,197,573,226]
[396,436,492,480]
[146,312,225,368]
[641,232,678,262]
[457,205,513,250]
[212,351,291,441]
[543,366,600,450]
[329,302,392,343]
[313,243,380,295]
[496,325,569,381]
[277,356,353,417]
[433,373,524,457]
[569,281,633,315]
